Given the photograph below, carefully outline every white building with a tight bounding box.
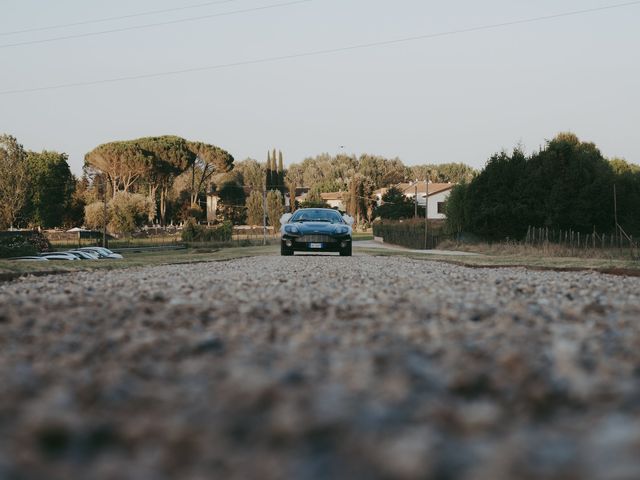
[374,182,455,220]
[321,192,345,210]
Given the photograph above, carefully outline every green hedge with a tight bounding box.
[0,231,51,258]
[373,219,445,249]
[181,220,233,243]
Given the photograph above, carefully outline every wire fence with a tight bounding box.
[372,220,447,250]
[524,226,639,259]
[46,227,281,251]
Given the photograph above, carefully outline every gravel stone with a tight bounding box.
[1,255,640,479]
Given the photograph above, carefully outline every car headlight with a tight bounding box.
[284,225,300,234]
[335,226,350,235]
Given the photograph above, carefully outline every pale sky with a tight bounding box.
[1,0,638,175]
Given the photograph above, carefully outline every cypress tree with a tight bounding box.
[265,151,272,191]
[271,148,278,191]
[278,150,285,194]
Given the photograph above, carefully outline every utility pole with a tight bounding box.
[424,178,429,250]
[102,177,108,248]
[614,184,619,246]
[263,186,267,246]
[414,184,418,218]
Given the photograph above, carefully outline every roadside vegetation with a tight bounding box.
[359,245,640,276]
[445,133,640,241]
[436,238,638,260]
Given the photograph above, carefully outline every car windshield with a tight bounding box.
[290,209,344,224]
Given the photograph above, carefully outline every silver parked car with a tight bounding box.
[65,250,100,260]
[78,247,123,259]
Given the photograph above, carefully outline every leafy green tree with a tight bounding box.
[85,136,232,226]
[65,175,89,228]
[443,182,469,235]
[246,190,264,226]
[444,133,634,239]
[524,133,614,233]
[84,201,109,231]
[610,157,640,175]
[374,186,415,220]
[25,151,76,228]
[86,192,151,235]
[0,134,29,229]
[358,155,408,188]
[411,163,477,183]
[266,190,284,228]
[109,192,154,236]
[300,189,329,209]
[609,158,640,233]
[278,150,285,194]
[463,149,530,239]
[217,180,246,225]
[186,140,234,207]
[345,174,375,223]
[285,163,305,212]
[235,158,265,191]
[135,136,195,223]
[84,141,151,194]
[265,151,273,191]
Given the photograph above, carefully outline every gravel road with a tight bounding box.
[2,255,640,480]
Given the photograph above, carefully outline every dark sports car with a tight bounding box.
[280,208,353,256]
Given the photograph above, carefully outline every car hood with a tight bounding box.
[285,222,350,235]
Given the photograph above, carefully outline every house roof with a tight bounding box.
[208,185,255,197]
[397,182,454,196]
[321,192,344,201]
[374,183,454,198]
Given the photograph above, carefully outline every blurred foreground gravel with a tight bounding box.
[2,255,640,480]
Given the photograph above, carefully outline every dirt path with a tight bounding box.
[1,255,640,479]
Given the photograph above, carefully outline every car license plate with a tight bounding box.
[309,243,323,249]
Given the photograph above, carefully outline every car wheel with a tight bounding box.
[339,243,352,257]
[281,244,294,256]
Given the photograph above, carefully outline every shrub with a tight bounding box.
[85,194,154,236]
[181,219,233,243]
[0,231,50,258]
[109,193,154,236]
[28,231,52,253]
[373,186,416,220]
[373,219,445,249]
[84,201,109,230]
[181,218,200,242]
[266,190,284,229]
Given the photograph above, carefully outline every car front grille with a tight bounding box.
[296,235,337,243]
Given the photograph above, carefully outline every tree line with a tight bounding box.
[234,152,475,227]
[1,130,490,232]
[0,135,79,230]
[445,133,640,239]
[4,131,638,236]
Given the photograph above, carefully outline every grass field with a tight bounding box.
[437,239,639,261]
[0,245,279,280]
[359,246,640,276]
[352,233,374,241]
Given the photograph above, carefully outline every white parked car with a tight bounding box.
[9,256,50,262]
[39,252,80,261]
